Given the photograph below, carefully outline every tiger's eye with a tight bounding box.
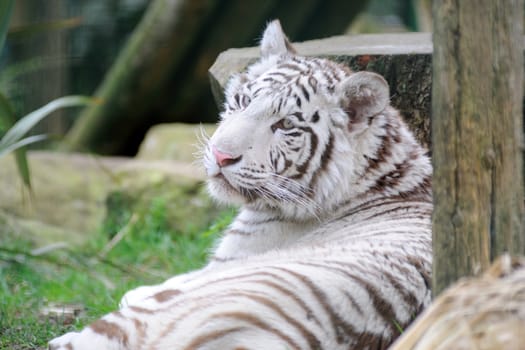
[271,118,295,133]
[241,95,251,108]
[282,118,294,129]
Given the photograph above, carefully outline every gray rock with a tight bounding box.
[0,151,219,246]
[137,123,216,162]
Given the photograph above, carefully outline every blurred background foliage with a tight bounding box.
[0,0,431,156]
[0,2,434,346]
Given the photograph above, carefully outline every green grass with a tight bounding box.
[0,197,235,350]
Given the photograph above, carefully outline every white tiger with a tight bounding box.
[49,20,432,350]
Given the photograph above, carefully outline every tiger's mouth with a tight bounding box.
[212,172,241,194]
[204,151,246,198]
[211,172,261,203]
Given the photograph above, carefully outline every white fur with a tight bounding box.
[260,20,293,58]
[49,20,432,350]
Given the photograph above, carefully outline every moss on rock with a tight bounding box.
[0,149,221,246]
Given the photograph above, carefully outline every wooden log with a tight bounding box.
[391,255,525,350]
[431,0,525,295]
[209,33,433,148]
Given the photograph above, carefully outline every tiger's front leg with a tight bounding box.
[48,332,81,350]
[49,310,139,350]
[48,329,124,350]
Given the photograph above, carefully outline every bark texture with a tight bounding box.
[432,0,525,296]
[64,0,219,154]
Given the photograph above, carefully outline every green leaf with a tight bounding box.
[0,91,16,132]
[0,91,32,188]
[393,319,404,334]
[0,95,93,150]
[14,147,31,191]
[0,0,14,51]
[0,95,94,191]
[0,134,47,158]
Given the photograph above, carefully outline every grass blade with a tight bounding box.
[0,87,16,131]
[0,95,93,190]
[0,92,33,188]
[0,134,47,158]
[0,95,93,149]
[13,147,31,189]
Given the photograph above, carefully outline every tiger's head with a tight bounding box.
[204,20,429,220]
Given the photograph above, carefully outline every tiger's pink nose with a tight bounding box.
[212,146,242,167]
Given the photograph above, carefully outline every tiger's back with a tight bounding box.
[49,20,432,350]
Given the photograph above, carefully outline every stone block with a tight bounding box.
[137,123,216,163]
[0,151,219,246]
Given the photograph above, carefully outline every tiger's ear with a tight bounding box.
[339,71,390,121]
[260,20,297,58]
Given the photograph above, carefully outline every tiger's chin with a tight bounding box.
[207,174,249,206]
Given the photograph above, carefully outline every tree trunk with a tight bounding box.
[432,0,525,296]
[63,0,218,154]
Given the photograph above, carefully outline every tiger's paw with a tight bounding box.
[48,331,80,350]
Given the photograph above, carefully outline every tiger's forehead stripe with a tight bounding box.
[227,55,351,114]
